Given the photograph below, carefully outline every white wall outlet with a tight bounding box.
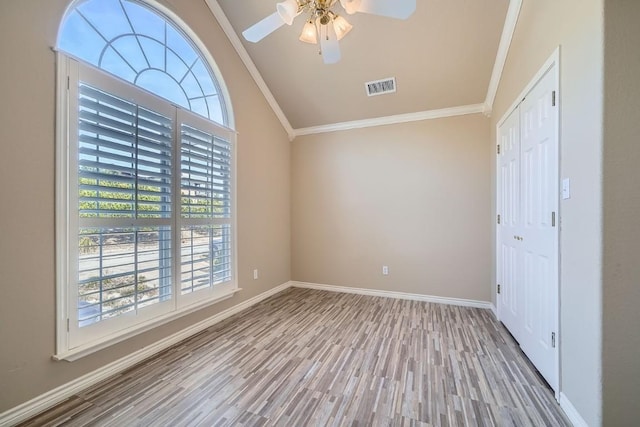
[382,265,389,275]
[253,269,258,280]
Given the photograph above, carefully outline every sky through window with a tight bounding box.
[59,0,227,125]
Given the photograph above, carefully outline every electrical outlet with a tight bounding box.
[253,269,258,280]
[382,266,389,275]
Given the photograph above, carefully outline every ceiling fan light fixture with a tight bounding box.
[332,15,353,41]
[243,0,416,62]
[276,0,299,25]
[299,19,318,44]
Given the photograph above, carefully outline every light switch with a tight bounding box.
[562,178,571,200]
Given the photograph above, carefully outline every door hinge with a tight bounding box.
[66,318,70,332]
[497,214,501,225]
[551,332,556,348]
[552,211,556,227]
[497,284,501,294]
[552,91,556,107]
[497,144,501,155]
[67,76,70,90]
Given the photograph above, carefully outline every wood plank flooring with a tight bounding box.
[19,288,571,426]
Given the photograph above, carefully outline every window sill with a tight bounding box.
[53,287,242,362]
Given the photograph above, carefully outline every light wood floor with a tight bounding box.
[20,288,570,426]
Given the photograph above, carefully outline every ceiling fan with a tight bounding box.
[242,0,416,64]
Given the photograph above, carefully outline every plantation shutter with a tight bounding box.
[77,84,173,219]
[180,122,233,294]
[180,125,232,220]
[76,83,174,326]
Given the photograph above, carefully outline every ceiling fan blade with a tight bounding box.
[320,23,341,64]
[242,12,285,43]
[341,0,416,19]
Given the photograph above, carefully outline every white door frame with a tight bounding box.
[495,47,561,398]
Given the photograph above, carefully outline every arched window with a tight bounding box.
[58,0,229,125]
[55,0,238,360]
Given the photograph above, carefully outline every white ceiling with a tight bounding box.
[209,0,511,132]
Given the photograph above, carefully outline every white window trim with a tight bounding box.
[55,53,239,361]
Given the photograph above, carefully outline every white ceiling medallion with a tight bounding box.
[242,0,416,64]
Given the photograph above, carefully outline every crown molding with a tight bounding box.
[293,104,486,137]
[204,0,296,141]
[483,0,523,114]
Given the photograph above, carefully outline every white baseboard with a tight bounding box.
[490,303,498,318]
[0,281,293,426]
[291,281,493,310]
[559,392,589,427]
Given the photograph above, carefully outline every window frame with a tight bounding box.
[55,53,239,361]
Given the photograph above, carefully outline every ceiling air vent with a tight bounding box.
[365,77,396,97]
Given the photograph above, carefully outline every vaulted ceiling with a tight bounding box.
[208,0,511,133]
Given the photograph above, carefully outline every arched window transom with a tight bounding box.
[58,0,228,125]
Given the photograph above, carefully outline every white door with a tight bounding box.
[496,64,559,392]
[497,109,521,338]
[518,67,559,390]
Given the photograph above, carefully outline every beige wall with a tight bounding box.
[490,0,604,425]
[0,0,291,412]
[602,1,640,424]
[291,115,492,302]
[2,0,627,424]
